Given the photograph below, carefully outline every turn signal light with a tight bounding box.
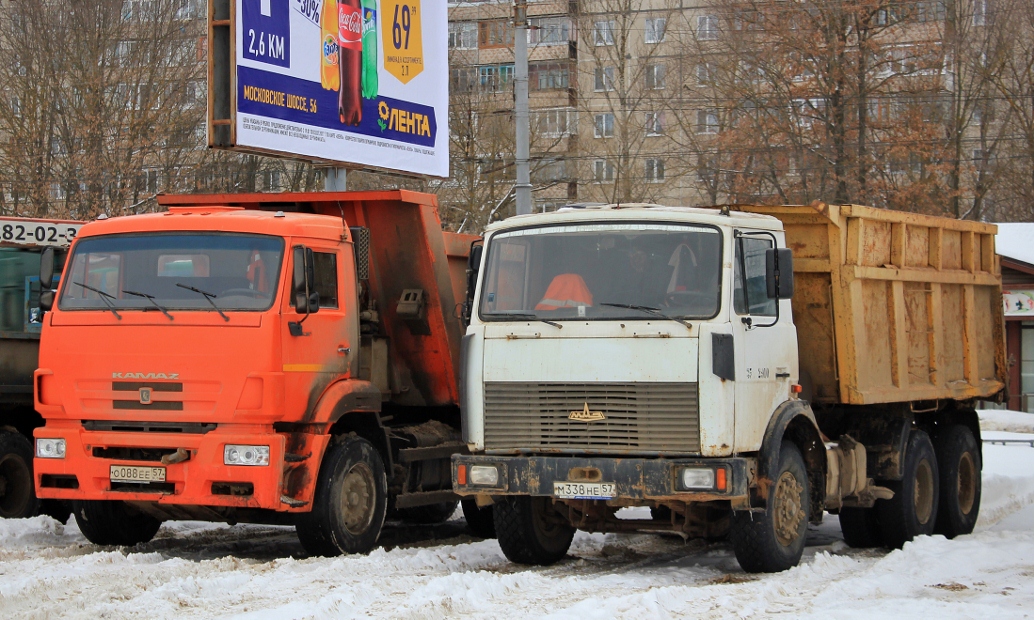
[457,464,467,485]
[791,384,803,394]
[716,467,727,491]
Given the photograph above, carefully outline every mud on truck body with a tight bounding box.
[0,217,81,521]
[453,203,1005,572]
[32,191,494,552]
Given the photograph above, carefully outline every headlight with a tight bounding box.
[469,465,500,486]
[679,467,715,490]
[224,445,270,466]
[36,438,66,459]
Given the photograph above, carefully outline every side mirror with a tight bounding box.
[766,248,794,300]
[292,246,319,314]
[39,247,56,311]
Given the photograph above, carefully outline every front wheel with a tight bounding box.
[934,424,981,539]
[296,436,388,557]
[494,496,574,565]
[0,432,40,519]
[72,500,162,546]
[731,441,810,573]
[461,499,496,538]
[876,430,939,549]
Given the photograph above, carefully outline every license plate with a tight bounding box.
[110,465,166,484]
[553,481,616,499]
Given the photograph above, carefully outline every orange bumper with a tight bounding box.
[33,424,328,512]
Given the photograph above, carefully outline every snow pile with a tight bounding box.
[978,408,1034,434]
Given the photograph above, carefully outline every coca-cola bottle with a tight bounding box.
[338,0,362,125]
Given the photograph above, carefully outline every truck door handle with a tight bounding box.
[776,372,790,378]
[338,346,350,355]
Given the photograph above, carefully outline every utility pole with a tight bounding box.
[514,0,532,215]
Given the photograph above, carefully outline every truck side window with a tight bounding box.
[734,237,776,317]
[312,252,338,309]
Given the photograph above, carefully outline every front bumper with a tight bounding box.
[33,424,328,512]
[452,454,753,502]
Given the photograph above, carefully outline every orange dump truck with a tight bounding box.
[32,190,485,553]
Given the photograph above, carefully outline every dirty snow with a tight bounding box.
[1,414,1033,618]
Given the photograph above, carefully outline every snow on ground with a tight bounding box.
[1,421,1033,618]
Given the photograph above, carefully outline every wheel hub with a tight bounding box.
[339,462,376,534]
[773,471,805,546]
[914,459,934,525]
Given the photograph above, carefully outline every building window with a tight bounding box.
[594,159,615,182]
[530,62,570,90]
[449,22,478,49]
[644,17,666,43]
[535,108,576,137]
[696,62,716,85]
[451,67,476,92]
[594,113,614,138]
[697,15,719,40]
[594,66,615,91]
[645,158,665,182]
[645,111,664,136]
[533,159,568,183]
[696,110,719,134]
[478,65,514,92]
[479,20,514,48]
[529,17,572,45]
[973,0,987,26]
[645,63,665,90]
[594,20,615,46]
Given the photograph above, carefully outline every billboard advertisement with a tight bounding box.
[215,0,448,177]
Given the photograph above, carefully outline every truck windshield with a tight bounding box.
[58,233,284,312]
[479,223,722,322]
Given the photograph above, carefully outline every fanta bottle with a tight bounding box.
[361,0,377,99]
[321,0,339,91]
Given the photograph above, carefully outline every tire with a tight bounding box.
[40,500,72,524]
[838,507,882,548]
[461,499,496,538]
[0,432,41,519]
[731,441,809,573]
[296,436,388,557]
[934,424,981,539]
[494,496,574,565]
[397,500,459,525]
[876,430,939,549]
[72,500,162,546]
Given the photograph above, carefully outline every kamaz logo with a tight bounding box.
[112,372,179,380]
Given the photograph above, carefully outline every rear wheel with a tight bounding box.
[731,441,809,573]
[461,499,496,538]
[876,430,938,549]
[296,436,388,557]
[838,507,882,548]
[0,432,41,519]
[397,500,459,525]
[72,500,161,546]
[494,496,574,565]
[934,425,981,539]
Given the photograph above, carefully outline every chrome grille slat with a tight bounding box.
[483,382,700,453]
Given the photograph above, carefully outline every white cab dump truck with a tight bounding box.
[453,203,1005,572]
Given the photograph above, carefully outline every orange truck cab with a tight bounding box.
[32,190,484,554]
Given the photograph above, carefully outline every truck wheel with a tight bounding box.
[494,496,574,565]
[40,500,72,524]
[933,425,981,539]
[731,441,809,573]
[838,507,882,548]
[461,499,496,538]
[0,432,41,519]
[876,430,939,549]
[72,500,161,546]
[397,500,459,525]
[296,436,387,557]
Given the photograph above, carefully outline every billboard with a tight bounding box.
[208,0,448,177]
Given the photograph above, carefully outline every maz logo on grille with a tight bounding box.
[569,402,606,422]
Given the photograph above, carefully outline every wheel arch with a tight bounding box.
[312,379,392,469]
[758,399,826,522]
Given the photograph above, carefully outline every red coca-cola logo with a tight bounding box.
[339,6,362,45]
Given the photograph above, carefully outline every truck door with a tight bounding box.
[281,244,352,418]
[731,233,798,452]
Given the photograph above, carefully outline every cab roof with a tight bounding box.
[483,204,785,234]
[74,207,345,242]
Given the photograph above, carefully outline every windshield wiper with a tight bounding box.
[599,302,692,330]
[122,289,174,320]
[73,281,121,320]
[483,311,562,329]
[176,283,229,321]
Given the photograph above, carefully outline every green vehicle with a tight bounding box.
[0,217,81,520]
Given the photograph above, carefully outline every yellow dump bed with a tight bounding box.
[738,203,1006,405]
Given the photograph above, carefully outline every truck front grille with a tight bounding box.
[483,382,700,454]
